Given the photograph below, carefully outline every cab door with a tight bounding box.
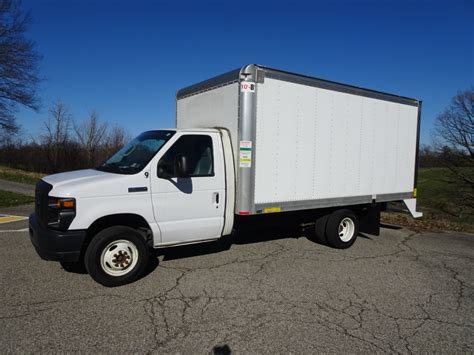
[150,132,226,245]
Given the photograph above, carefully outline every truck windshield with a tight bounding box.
[96,130,175,175]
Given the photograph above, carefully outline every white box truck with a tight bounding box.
[29,65,422,286]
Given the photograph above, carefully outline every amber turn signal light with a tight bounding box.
[62,200,75,208]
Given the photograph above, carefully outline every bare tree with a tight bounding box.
[434,88,473,156]
[41,100,71,171]
[74,109,108,166]
[432,88,474,212]
[105,124,130,153]
[0,0,41,135]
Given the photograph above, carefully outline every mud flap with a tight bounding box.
[359,204,381,236]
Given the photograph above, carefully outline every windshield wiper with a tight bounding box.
[96,162,140,174]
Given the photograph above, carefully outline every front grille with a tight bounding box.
[35,180,53,227]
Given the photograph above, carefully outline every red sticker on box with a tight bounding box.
[240,82,255,93]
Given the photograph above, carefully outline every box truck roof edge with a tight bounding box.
[176,64,420,105]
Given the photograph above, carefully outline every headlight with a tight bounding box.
[47,197,76,231]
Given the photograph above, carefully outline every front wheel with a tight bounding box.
[84,226,150,287]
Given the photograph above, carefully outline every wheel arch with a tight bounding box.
[81,213,153,257]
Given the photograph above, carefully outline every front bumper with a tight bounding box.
[29,213,86,262]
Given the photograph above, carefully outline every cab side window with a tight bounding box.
[158,135,214,178]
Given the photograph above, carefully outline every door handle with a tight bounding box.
[213,192,219,207]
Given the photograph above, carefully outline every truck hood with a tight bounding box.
[43,169,114,187]
[42,169,148,198]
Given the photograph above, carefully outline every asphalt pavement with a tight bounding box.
[0,204,473,353]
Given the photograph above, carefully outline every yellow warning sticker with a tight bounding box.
[263,207,282,214]
[239,152,252,168]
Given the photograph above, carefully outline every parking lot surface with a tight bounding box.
[1,204,473,353]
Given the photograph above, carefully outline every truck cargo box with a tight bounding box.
[177,65,421,215]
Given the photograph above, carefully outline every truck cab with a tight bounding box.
[30,128,235,286]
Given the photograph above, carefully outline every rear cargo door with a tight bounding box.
[150,132,226,244]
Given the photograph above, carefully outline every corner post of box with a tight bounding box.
[236,64,260,214]
[413,100,422,194]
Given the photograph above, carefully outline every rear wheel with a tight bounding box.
[84,226,149,287]
[325,209,359,249]
[313,214,330,245]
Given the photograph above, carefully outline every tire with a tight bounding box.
[313,214,330,245]
[84,226,150,287]
[325,209,359,249]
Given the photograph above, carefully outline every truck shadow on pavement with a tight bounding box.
[158,220,321,262]
[156,220,402,263]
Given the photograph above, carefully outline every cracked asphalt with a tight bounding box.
[0,204,473,353]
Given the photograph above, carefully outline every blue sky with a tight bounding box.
[19,0,473,144]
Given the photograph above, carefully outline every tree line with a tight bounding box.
[0,100,130,173]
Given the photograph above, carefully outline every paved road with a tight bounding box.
[0,178,35,196]
[0,205,473,353]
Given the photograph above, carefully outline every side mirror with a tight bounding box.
[174,154,190,178]
[157,164,169,179]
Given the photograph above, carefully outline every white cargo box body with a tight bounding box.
[177,65,421,215]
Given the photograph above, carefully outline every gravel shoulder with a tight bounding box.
[0,178,34,196]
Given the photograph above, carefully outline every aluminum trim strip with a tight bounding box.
[254,192,413,213]
[375,192,413,202]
